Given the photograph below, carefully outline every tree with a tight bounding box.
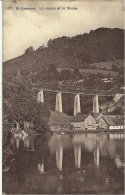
[73,68,82,79]
[97,72,105,79]
[25,46,34,54]
[47,39,53,47]
[31,103,50,129]
[82,63,90,69]
[112,63,118,72]
[47,64,59,80]
[35,69,48,82]
[107,72,112,79]
[60,69,72,80]
[118,67,124,75]
[2,111,12,170]
[6,81,50,130]
[38,44,46,50]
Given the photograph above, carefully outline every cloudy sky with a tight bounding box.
[3,0,124,62]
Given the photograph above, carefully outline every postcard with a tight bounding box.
[2,0,124,194]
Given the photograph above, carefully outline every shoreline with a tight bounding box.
[10,127,125,136]
[50,129,125,134]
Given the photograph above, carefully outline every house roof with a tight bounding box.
[91,113,100,118]
[102,115,124,126]
[70,114,90,122]
[90,112,102,118]
[89,112,103,122]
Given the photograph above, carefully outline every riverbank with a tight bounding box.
[50,128,125,134]
[10,127,125,135]
[11,128,37,136]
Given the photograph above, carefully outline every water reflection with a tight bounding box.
[3,132,124,194]
[10,133,125,170]
[94,136,100,167]
[56,143,63,171]
[74,145,81,168]
[37,153,45,174]
[115,156,124,168]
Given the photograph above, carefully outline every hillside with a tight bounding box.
[3,28,124,80]
[90,60,124,70]
[100,95,124,115]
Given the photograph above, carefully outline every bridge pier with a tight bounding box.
[55,92,63,112]
[74,94,81,116]
[38,90,44,103]
[93,95,99,113]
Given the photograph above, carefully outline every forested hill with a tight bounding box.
[3,28,124,78]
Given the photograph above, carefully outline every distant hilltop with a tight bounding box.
[3,28,124,79]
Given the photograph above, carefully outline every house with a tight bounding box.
[70,114,96,130]
[98,115,125,130]
[90,112,103,128]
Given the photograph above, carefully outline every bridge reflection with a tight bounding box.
[10,133,125,172]
[56,143,63,171]
[38,154,44,174]
[74,145,81,168]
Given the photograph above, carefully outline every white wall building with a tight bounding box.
[98,115,124,130]
[70,114,96,130]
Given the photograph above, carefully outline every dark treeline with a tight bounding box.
[46,28,124,63]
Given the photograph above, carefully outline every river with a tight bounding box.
[3,132,124,194]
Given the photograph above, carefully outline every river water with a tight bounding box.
[3,133,124,194]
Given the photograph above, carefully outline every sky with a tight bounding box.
[3,0,124,62]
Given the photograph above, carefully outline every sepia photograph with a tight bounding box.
[2,0,124,194]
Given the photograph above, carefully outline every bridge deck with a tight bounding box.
[33,87,124,96]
